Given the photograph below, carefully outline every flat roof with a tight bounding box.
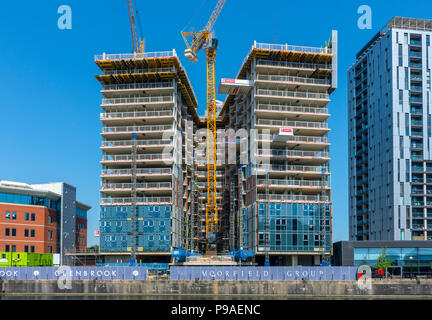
[386,16,432,32]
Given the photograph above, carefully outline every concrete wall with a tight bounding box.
[1,279,431,297]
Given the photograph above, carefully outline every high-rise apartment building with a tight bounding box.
[348,17,432,241]
[95,50,199,258]
[95,32,337,266]
[220,34,337,265]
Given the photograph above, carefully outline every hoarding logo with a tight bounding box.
[357,265,372,291]
[57,266,72,290]
[357,5,372,30]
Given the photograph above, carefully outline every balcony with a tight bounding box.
[410,96,423,104]
[410,74,423,81]
[255,164,328,177]
[101,81,173,92]
[256,178,329,190]
[256,118,328,136]
[410,85,423,92]
[409,62,423,69]
[257,149,330,164]
[101,125,173,138]
[256,194,329,202]
[256,74,330,90]
[410,40,422,46]
[409,51,422,58]
[101,153,173,166]
[255,59,331,72]
[100,96,173,108]
[255,103,329,121]
[101,168,172,178]
[101,182,171,192]
[100,197,172,205]
[100,110,173,124]
[256,89,329,105]
[101,139,172,153]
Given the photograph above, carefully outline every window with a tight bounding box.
[30,246,35,253]
[24,246,29,253]
[31,213,35,221]
[30,230,35,237]
[25,213,29,221]
[5,211,10,220]
[5,228,10,236]
[5,245,10,252]
[11,245,16,252]
[24,229,29,237]
[48,246,52,253]
[11,229,16,237]
[11,212,17,220]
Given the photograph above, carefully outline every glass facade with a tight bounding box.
[354,247,432,275]
[0,192,60,211]
[100,205,171,252]
[243,202,331,252]
[76,207,88,219]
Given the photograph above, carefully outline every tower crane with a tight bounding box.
[127,0,145,54]
[181,0,226,251]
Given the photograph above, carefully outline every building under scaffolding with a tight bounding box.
[69,33,337,266]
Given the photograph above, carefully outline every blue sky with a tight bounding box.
[1,0,431,246]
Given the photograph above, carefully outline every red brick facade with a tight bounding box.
[0,203,58,253]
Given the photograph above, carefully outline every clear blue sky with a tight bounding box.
[1,0,431,247]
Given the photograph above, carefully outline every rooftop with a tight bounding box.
[386,16,432,32]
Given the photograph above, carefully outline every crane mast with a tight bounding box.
[127,0,145,54]
[181,0,226,251]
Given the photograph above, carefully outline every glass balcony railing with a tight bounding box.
[256,89,329,100]
[100,197,172,204]
[410,85,423,91]
[410,96,423,103]
[256,74,330,85]
[101,153,173,162]
[101,168,172,176]
[101,96,173,105]
[101,110,173,119]
[102,81,173,91]
[412,131,423,137]
[409,62,422,69]
[101,139,172,147]
[102,125,173,133]
[256,103,328,115]
[411,108,423,114]
[410,40,422,46]
[411,119,423,126]
[410,74,423,80]
[409,51,422,58]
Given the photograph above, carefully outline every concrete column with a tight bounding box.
[291,255,298,266]
[314,255,320,266]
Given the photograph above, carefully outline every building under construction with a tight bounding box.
[93,31,338,266]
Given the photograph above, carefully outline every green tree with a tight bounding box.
[373,248,394,271]
[87,245,100,253]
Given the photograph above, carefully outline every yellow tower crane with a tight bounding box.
[127,0,145,54]
[181,0,226,251]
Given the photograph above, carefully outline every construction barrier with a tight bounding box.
[170,266,358,281]
[0,266,147,280]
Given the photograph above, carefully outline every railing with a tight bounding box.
[411,108,423,114]
[410,96,423,103]
[257,134,328,144]
[101,168,171,175]
[411,85,423,91]
[256,194,329,202]
[254,42,332,54]
[412,131,423,137]
[101,153,173,161]
[102,182,171,189]
[102,67,174,75]
[101,110,173,119]
[410,40,422,46]
[409,51,422,57]
[257,149,329,158]
[102,81,173,91]
[409,62,422,68]
[256,118,328,129]
[101,139,172,147]
[256,59,331,70]
[256,74,330,85]
[95,50,176,61]
[101,96,173,105]
[255,164,327,173]
[102,125,173,133]
[256,89,329,100]
[101,197,172,204]
[256,103,328,114]
[257,179,328,187]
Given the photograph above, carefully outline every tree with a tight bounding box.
[87,245,99,253]
[373,248,394,272]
